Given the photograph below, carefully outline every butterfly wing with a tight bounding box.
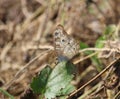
[53,24,79,60]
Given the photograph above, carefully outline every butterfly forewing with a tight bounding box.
[53,24,79,60]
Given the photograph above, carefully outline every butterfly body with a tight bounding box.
[53,24,79,61]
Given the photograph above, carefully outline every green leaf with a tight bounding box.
[95,36,105,48]
[80,42,103,71]
[45,61,75,99]
[0,88,14,99]
[104,25,116,35]
[95,25,116,48]
[91,56,103,71]
[80,42,93,54]
[30,66,52,94]
[31,61,75,99]
[57,84,75,96]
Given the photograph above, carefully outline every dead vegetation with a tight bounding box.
[0,0,120,99]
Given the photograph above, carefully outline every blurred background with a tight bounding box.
[0,0,120,98]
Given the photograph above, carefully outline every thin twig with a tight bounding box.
[0,42,13,61]
[90,86,104,97]
[2,50,51,90]
[73,52,97,64]
[0,42,13,69]
[0,88,14,99]
[35,11,48,42]
[79,48,120,53]
[21,0,32,18]
[79,83,101,99]
[114,90,120,99]
[66,57,120,99]
[15,6,45,37]
[21,44,54,51]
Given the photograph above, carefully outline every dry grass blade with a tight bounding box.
[2,50,51,90]
[67,57,120,99]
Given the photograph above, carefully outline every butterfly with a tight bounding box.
[53,24,80,62]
